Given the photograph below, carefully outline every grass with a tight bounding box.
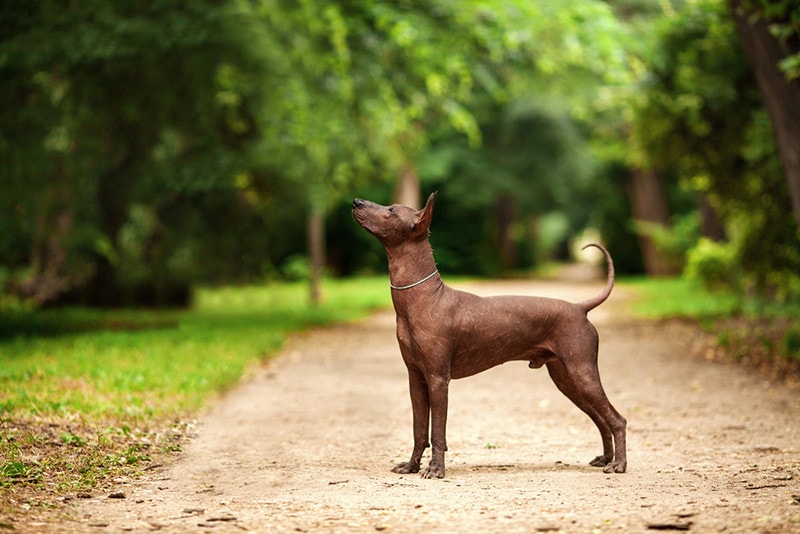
[1,277,390,420]
[621,276,800,375]
[0,276,391,520]
[620,276,742,322]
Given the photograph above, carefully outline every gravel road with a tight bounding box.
[57,279,800,533]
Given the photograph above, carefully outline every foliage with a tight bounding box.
[684,237,740,290]
[417,100,599,273]
[744,0,800,80]
[0,0,260,305]
[0,0,632,306]
[1,0,799,307]
[633,212,700,275]
[624,0,800,300]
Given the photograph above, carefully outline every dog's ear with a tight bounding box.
[413,192,437,231]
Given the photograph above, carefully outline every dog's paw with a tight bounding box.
[589,455,612,468]
[602,461,627,474]
[392,461,420,474]
[421,463,445,479]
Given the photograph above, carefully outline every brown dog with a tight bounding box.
[352,193,626,478]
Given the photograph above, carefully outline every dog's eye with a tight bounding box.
[388,207,395,214]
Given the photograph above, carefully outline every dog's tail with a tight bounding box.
[577,243,615,313]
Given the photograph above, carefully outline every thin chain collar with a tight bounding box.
[390,269,439,290]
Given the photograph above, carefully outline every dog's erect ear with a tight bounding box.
[413,192,437,231]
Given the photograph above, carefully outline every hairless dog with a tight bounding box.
[353,192,626,479]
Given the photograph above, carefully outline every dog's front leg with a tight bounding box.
[422,374,449,479]
[393,367,429,474]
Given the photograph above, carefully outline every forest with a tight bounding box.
[1,0,799,308]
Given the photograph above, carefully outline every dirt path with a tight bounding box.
[61,280,799,533]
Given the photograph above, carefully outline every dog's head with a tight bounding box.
[352,192,437,247]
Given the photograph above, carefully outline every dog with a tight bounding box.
[352,192,626,478]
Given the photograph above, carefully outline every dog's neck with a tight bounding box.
[385,239,440,296]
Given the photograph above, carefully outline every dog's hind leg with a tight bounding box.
[545,358,627,473]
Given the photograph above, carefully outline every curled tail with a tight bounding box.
[577,243,615,313]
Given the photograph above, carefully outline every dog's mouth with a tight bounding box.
[352,206,373,232]
[352,199,372,226]
[352,198,390,241]
[352,206,367,227]
[352,207,385,240]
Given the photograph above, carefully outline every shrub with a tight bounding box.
[684,237,739,290]
[634,212,700,275]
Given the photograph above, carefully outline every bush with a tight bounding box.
[784,326,800,361]
[281,255,311,281]
[634,212,700,275]
[684,237,739,290]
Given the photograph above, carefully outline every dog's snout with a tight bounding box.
[353,198,364,209]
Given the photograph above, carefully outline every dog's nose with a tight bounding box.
[353,198,364,208]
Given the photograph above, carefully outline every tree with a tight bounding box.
[238,0,630,299]
[626,0,800,297]
[729,0,800,226]
[16,0,782,307]
[0,1,278,305]
[418,99,597,273]
[582,1,679,276]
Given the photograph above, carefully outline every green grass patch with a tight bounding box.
[620,275,800,378]
[0,277,391,512]
[621,275,800,322]
[620,276,742,321]
[1,277,390,422]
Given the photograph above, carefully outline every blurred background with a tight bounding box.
[1,0,799,308]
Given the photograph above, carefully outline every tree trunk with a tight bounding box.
[628,167,676,276]
[394,164,421,209]
[699,194,726,242]
[14,158,82,305]
[495,195,517,270]
[308,203,325,306]
[730,0,800,226]
[18,209,74,305]
[90,156,138,306]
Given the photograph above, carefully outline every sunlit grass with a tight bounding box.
[0,277,391,422]
[621,276,800,320]
[0,277,391,505]
[620,275,800,371]
[620,276,742,321]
